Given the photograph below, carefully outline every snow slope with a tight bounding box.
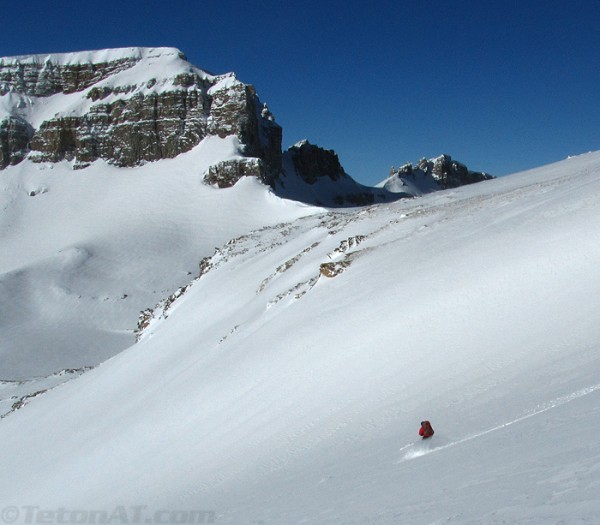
[0,136,317,378]
[376,166,441,195]
[1,152,600,523]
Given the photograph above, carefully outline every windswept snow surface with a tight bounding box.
[2,152,600,523]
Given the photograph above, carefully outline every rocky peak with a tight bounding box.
[285,140,347,184]
[204,77,282,187]
[389,154,493,192]
[428,154,493,188]
[0,47,282,176]
[274,140,394,207]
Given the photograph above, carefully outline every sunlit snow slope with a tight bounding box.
[0,137,316,378]
[1,152,600,524]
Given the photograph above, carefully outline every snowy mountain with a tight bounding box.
[0,47,495,380]
[1,148,600,523]
[274,140,399,206]
[4,46,598,524]
[378,154,493,196]
[0,47,282,184]
[0,47,491,201]
[0,47,356,196]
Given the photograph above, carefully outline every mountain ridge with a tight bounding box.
[0,46,492,205]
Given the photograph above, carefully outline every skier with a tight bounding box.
[419,420,434,439]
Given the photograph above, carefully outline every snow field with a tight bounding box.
[1,151,600,523]
[0,136,316,378]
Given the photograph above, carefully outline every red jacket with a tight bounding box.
[419,421,434,438]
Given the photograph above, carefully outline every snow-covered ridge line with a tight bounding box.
[0,46,186,66]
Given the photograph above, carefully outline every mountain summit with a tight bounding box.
[0,47,281,182]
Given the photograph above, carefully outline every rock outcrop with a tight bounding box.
[0,116,33,168]
[0,54,137,97]
[286,140,347,184]
[204,158,266,188]
[28,86,212,167]
[203,84,281,186]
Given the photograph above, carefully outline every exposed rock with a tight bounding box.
[431,155,493,188]
[276,140,385,207]
[0,55,137,96]
[0,47,494,205]
[29,88,211,167]
[204,158,266,188]
[207,80,282,184]
[320,259,351,278]
[134,284,191,342]
[0,117,33,168]
[286,140,346,184]
[333,235,367,255]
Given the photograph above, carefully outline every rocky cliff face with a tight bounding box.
[203,85,281,187]
[0,116,33,168]
[0,48,281,181]
[0,55,137,97]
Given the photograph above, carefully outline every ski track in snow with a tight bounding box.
[398,381,600,463]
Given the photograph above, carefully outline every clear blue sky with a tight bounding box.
[3,0,600,185]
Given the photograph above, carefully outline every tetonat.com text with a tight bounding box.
[0,506,215,524]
